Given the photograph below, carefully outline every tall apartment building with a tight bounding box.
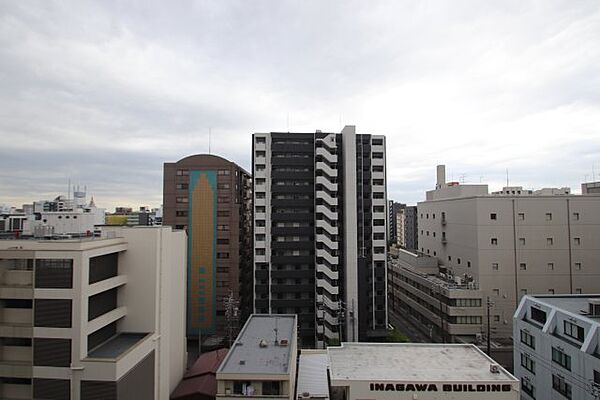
[387,201,405,246]
[0,226,186,400]
[418,165,600,338]
[252,126,388,348]
[396,205,418,250]
[514,295,600,400]
[163,154,253,340]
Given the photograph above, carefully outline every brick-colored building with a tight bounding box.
[163,155,252,340]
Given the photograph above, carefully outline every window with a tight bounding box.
[575,262,582,271]
[520,288,528,296]
[176,197,188,204]
[217,239,229,245]
[255,234,265,241]
[176,183,189,190]
[594,370,600,385]
[494,315,500,322]
[256,151,266,157]
[256,206,266,213]
[493,288,500,296]
[255,178,266,185]
[262,381,281,395]
[547,237,553,245]
[218,183,230,189]
[467,261,471,268]
[372,138,383,145]
[521,378,535,398]
[176,169,189,176]
[549,289,555,294]
[546,213,553,221]
[521,353,535,374]
[521,330,535,349]
[216,252,229,259]
[217,169,231,175]
[576,288,582,294]
[256,137,266,143]
[256,192,266,199]
[518,213,525,220]
[491,238,498,245]
[457,258,461,264]
[519,238,526,246]
[373,192,384,199]
[372,152,383,159]
[520,263,527,270]
[490,213,497,220]
[256,220,265,227]
[552,375,571,399]
[548,262,554,270]
[217,210,230,217]
[574,237,581,245]
[217,224,229,231]
[530,307,546,324]
[573,212,580,221]
[373,219,385,226]
[255,165,265,172]
[492,263,499,270]
[175,210,188,217]
[564,321,584,342]
[552,347,571,371]
[255,249,265,256]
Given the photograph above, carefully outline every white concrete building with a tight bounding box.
[0,226,186,400]
[418,165,600,338]
[514,295,600,400]
[327,343,519,400]
[216,314,298,400]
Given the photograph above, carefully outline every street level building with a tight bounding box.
[163,154,253,340]
[388,248,484,343]
[0,226,186,400]
[252,126,388,347]
[327,343,519,400]
[514,295,600,400]
[418,165,600,338]
[216,314,298,400]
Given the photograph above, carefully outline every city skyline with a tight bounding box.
[1,1,599,209]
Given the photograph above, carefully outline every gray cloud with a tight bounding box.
[0,0,599,210]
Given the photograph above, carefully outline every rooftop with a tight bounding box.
[87,333,149,359]
[297,350,329,399]
[327,343,517,382]
[218,314,296,376]
[527,295,600,322]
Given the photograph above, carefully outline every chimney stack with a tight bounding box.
[436,165,446,189]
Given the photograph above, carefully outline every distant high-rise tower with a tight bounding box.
[252,126,388,348]
[163,155,253,339]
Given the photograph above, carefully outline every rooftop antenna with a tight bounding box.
[506,169,509,187]
[593,164,596,182]
[286,113,290,132]
[208,128,212,154]
[274,317,279,344]
[67,178,71,200]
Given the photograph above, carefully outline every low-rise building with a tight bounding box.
[514,295,600,400]
[327,343,519,400]
[216,314,298,400]
[388,248,484,343]
[0,226,186,400]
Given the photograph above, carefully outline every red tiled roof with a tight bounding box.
[170,348,229,400]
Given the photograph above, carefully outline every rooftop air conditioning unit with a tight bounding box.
[589,299,600,317]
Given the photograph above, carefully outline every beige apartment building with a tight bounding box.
[417,165,600,338]
[0,226,186,400]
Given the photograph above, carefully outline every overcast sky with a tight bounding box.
[1,1,599,210]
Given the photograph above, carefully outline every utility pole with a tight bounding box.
[224,291,239,347]
[486,296,493,356]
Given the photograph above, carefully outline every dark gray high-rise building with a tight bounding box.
[252,126,388,348]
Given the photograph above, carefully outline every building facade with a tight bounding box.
[582,181,600,194]
[388,249,484,343]
[388,202,405,247]
[418,165,600,339]
[396,205,418,250]
[514,295,600,400]
[252,126,388,348]
[163,154,253,340]
[328,343,519,400]
[0,226,186,400]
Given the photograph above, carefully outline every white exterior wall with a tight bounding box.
[514,296,600,400]
[419,194,600,338]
